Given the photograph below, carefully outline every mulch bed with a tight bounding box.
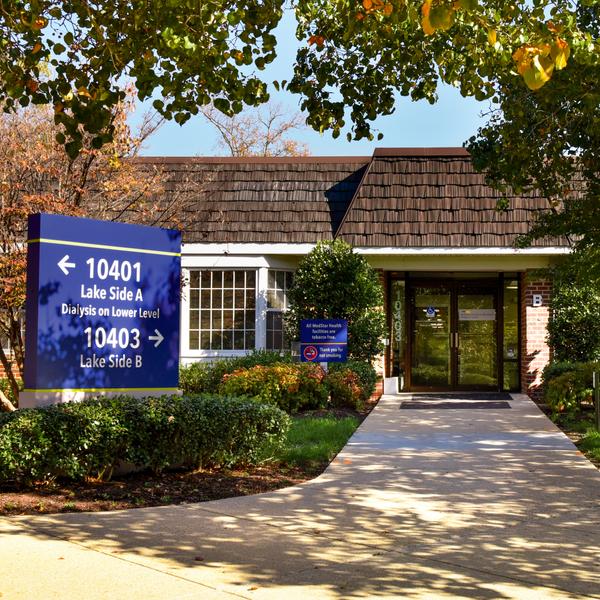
[0,388,382,517]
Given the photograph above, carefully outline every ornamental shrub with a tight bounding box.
[545,372,593,416]
[326,369,363,410]
[286,240,387,362]
[180,350,294,394]
[543,360,599,416]
[542,361,582,383]
[219,363,328,413]
[329,360,377,401]
[0,394,289,484]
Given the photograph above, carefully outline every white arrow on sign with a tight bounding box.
[149,329,164,348]
[58,255,76,275]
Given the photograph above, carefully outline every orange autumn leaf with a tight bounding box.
[308,35,325,47]
[421,1,435,36]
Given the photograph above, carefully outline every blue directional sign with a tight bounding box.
[300,319,348,363]
[24,213,181,395]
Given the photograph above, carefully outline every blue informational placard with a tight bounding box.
[24,213,181,393]
[300,319,348,363]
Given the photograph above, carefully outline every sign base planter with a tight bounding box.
[19,388,182,409]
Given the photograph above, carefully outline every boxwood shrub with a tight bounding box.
[0,394,289,484]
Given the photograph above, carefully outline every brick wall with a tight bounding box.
[520,273,552,402]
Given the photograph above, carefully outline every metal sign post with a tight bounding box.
[594,371,600,431]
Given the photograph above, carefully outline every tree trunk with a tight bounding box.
[0,389,16,412]
[0,346,20,406]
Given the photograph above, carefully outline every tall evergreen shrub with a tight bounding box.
[286,240,387,361]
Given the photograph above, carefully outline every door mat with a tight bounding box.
[400,400,511,410]
[411,392,512,400]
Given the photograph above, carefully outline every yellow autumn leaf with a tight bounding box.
[31,42,42,54]
[383,3,393,16]
[551,38,570,70]
[363,0,373,10]
[523,54,554,90]
[77,86,92,98]
[487,29,497,46]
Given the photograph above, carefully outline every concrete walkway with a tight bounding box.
[1,393,599,599]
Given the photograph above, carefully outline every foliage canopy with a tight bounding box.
[3,2,598,249]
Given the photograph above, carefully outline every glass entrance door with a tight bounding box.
[457,291,498,388]
[411,287,452,388]
[409,283,498,390]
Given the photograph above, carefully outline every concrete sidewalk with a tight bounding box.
[1,393,599,599]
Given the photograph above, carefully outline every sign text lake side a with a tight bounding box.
[23,214,181,406]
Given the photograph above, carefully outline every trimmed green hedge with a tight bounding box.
[0,394,289,484]
[180,350,293,394]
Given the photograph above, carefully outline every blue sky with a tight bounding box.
[131,12,488,157]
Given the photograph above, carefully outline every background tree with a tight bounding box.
[547,272,600,363]
[201,102,310,157]
[286,240,386,362]
[0,96,183,409]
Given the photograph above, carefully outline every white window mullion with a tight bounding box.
[180,269,191,357]
[255,267,268,350]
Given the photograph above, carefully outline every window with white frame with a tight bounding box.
[188,270,256,350]
[266,270,293,350]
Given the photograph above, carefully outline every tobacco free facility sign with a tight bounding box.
[23,214,181,404]
[300,319,348,363]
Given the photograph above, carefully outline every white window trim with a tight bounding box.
[183,268,257,355]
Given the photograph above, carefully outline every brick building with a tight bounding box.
[13,147,569,402]
[132,147,568,401]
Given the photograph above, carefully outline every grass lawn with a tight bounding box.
[578,429,600,463]
[273,415,360,471]
[550,408,600,469]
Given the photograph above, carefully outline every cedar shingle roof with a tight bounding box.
[136,150,569,248]
[135,157,367,244]
[336,149,566,247]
